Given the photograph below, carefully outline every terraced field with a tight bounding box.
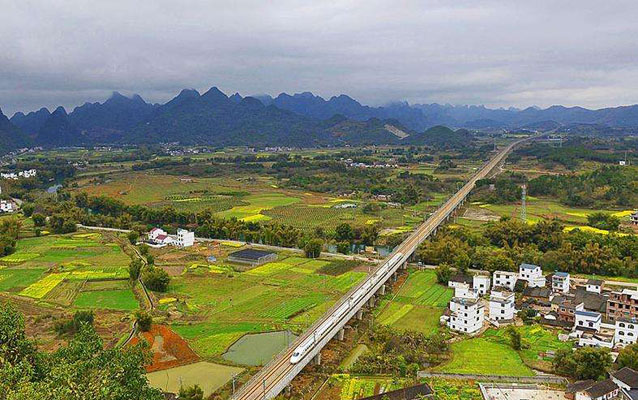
[0,233,137,310]
[168,255,369,359]
[376,269,452,333]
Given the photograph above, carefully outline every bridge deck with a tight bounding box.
[232,138,528,400]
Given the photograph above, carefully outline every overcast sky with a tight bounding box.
[2,0,638,115]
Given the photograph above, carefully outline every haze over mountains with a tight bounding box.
[2,87,638,153]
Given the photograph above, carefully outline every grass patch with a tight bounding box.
[436,337,533,376]
[74,289,139,311]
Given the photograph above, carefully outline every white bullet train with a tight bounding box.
[290,252,404,364]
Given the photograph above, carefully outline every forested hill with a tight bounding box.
[5,88,474,149]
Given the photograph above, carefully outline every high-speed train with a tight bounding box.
[290,252,404,364]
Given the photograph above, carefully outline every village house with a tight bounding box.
[447,297,484,334]
[0,199,16,213]
[558,300,585,324]
[447,274,473,289]
[612,367,638,400]
[615,318,638,348]
[586,279,604,294]
[519,263,546,288]
[573,379,619,400]
[631,211,638,225]
[552,271,570,293]
[454,284,479,300]
[574,310,602,332]
[473,274,491,296]
[492,270,517,291]
[489,289,515,322]
[607,289,638,322]
[176,228,194,248]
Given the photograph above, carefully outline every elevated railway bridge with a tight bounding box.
[232,137,531,400]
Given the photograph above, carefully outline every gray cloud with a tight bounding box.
[1,0,638,115]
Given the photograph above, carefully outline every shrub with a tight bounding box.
[142,267,170,292]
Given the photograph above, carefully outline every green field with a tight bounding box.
[376,269,452,334]
[436,337,534,376]
[482,325,571,368]
[168,256,368,358]
[425,378,482,400]
[73,289,139,311]
[0,233,134,308]
[333,375,406,400]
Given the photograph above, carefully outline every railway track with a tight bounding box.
[232,138,530,400]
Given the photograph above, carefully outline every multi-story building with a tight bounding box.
[493,270,517,291]
[489,289,515,321]
[558,300,584,324]
[552,272,570,293]
[519,263,545,288]
[630,211,638,225]
[454,284,479,300]
[176,228,195,247]
[607,289,638,322]
[575,310,602,332]
[473,275,491,296]
[448,297,484,334]
[614,318,638,347]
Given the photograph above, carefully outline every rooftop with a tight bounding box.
[585,379,618,398]
[554,271,569,277]
[575,310,601,319]
[520,263,540,270]
[228,249,276,260]
[614,367,638,389]
[358,383,433,400]
[586,279,603,285]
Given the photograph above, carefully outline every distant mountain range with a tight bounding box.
[2,87,638,153]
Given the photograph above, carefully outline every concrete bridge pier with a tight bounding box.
[378,284,386,295]
[368,296,375,307]
[356,309,363,320]
[313,353,321,365]
[337,328,345,341]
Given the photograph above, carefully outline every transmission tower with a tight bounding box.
[521,184,527,223]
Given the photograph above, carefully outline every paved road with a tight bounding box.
[232,139,529,400]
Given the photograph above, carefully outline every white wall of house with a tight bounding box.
[473,275,490,296]
[489,290,515,321]
[552,273,570,293]
[575,310,602,332]
[519,264,545,288]
[615,319,638,347]
[492,271,517,291]
[448,298,484,334]
[586,283,602,294]
[176,228,195,247]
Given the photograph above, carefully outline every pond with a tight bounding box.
[222,330,298,366]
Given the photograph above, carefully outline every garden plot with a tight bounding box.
[376,269,452,334]
[167,256,369,359]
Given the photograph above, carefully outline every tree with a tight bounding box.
[179,384,204,400]
[453,252,471,275]
[336,241,351,254]
[32,213,46,227]
[129,259,143,280]
[617,343,638,370]
[435,263,452,284]
[553,347,612,380]
[142,267,170,292]
[304,239,323,258]
[0,304,163,399]
[507,326,522,350]
[127,231,140,244]
[135,311,152,332]
[21,203,35,217]
[335,223,354,242]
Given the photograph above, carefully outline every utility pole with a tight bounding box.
[521,184,527,223]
